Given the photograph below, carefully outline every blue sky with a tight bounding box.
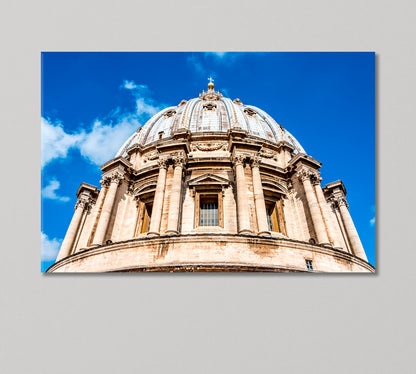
[41,52,375,271]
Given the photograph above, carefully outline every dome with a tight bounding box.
[116,82,305,158]
[51,81,372,274]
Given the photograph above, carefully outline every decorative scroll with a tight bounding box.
[190,142,227,152]
[259,149,278,160]
[296,166,320,182]
[143,150,159,163]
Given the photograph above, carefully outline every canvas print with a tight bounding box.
[41,52,375,273]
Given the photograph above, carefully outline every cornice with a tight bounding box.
[100,156,132,173]
[323,180,347,195]
[288,153,322,169]
[76,182,98,198]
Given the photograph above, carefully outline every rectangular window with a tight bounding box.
[266,202,279,232]
[200,196,219,226]
[141,203,152,233]
[305,259,313,271]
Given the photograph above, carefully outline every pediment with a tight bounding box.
[188,173,230,187]
[262,178,288,195]
[133,180,157,197]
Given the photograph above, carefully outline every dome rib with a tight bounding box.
[115,88,306,157]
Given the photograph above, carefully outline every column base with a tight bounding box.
[258,231,271,237]
[238,229,254,235]
[147,231,160,237]
[165,230,179,236]
[319,242,332,247]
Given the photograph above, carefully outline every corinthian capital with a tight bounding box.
[172,155,186,168]
[297,166,319,183]
[158,157,168,169]
[75,196,92,211]
[297,169,312,182]
[337,196,349,208]
[310,173,322,186]
[100,177,111,188]
[109,171,124,185]
[232,154,246,166]
[250,155,261,168]
[328,195,348,210]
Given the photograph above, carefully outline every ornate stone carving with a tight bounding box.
[172,155,186,167]
[250,155,262,168]
[297,168,312,182]
[127,181,135,195]
[143,150,159,163]
[232,154,246,166]
[337,196,349,208]
[297,166,319,182]
[100,177,111,188]
[199,89,223,101]
[244,107,257,117]
[259,149,277,160]
[310,174,322,186]
[203,102,217,111]
[191,142,227,152]
[158,157,168,169]
[327,195,348,210]
[75,196,93,211]
[109,172,124,185]
[164,109,176,118]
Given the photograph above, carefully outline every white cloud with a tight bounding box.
[41,232,62,262]
[204,52,228,60]
[42,178,70,202]
[42,80,163,167]
[78,116,140,165]
[41,117,83,167]
[122,80,137,90]
[369,205,375,227]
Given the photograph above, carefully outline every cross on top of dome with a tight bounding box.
[199,77,222,101]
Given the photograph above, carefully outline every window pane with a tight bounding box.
[266,207,274,231]
[200,197,218,226]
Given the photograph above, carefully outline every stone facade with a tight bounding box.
[49,82,373,273]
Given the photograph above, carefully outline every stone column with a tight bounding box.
[331,202,352,253]
[312,176,342,248]
[338,197,368,261]
[148,158,168,236]
[251,156,270,236]
[166,156,185,235]
[56,197,91,261]
[87,179,109,246]
[298,168,330,245]
[233,155,252,234]
[92,172,124,245]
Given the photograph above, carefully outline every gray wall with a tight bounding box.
[1,0,414,373]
